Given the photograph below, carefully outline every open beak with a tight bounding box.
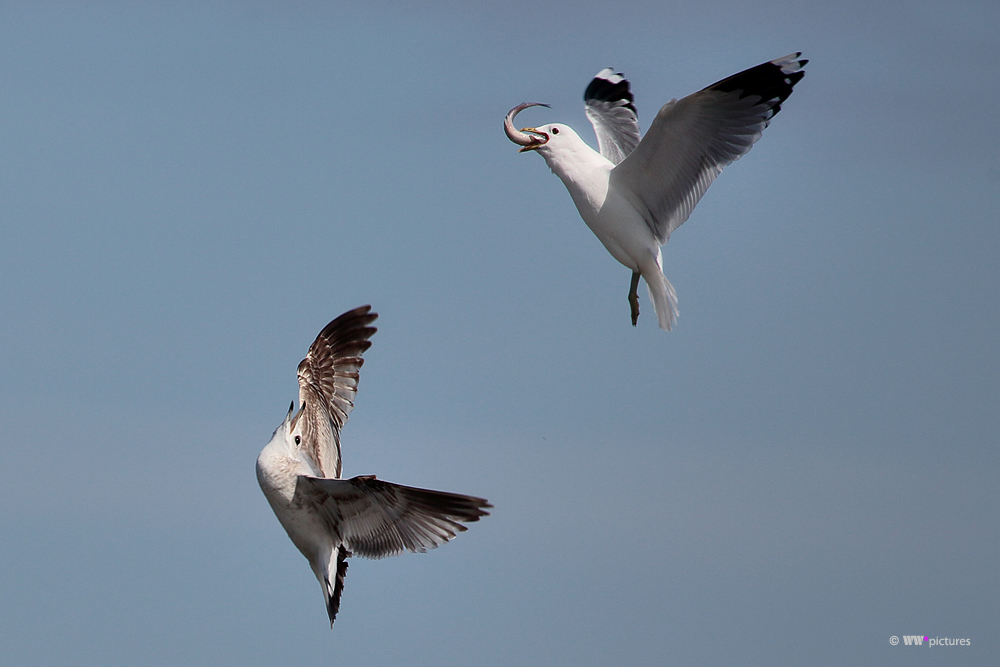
[504,102,550,152]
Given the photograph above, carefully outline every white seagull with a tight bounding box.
[505,53,807,330]
[256,305,490,627]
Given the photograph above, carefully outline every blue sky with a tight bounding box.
[1,2,997,665]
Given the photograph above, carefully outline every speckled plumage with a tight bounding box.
[256,306,490,627]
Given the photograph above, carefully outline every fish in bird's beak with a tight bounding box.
[504,102,550,152]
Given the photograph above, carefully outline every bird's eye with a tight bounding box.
[552,127,560,134]
[294,435,301,445]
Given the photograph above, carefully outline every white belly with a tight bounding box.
[256,453,333,565]
[578,187,661,272]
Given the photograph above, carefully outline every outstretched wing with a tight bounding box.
[611,53,807,244]
[584,68,641,166]
[294,305,378,478]
[296,475,492,559]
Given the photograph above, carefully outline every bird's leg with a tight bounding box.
[628,271,640,326]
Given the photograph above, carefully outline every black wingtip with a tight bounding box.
[704,54,807,118]
[314,306,379,352]
[324,305,379,331]
[584,67,636,115]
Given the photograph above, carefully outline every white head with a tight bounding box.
[504,103,601,173]
[517,122,585,155]
[504,103,586,155]
[258,403,300,463]
[256,402,324,498]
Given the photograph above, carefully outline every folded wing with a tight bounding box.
[611,53,806,245]
[296,475,492,559]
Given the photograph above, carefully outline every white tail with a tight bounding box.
[643,267,678,331]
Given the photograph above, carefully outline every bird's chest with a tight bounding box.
[256,452,305,505]
[560,169,610,221]
[580,188,656,268]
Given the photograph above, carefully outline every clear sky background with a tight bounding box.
[1,2,997,665]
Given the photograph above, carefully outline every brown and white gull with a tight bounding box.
[256,306,490,626]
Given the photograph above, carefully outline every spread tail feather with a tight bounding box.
[644,268,678,331]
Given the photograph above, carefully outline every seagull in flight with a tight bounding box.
[256,305,491,627]
[505,53,807,330]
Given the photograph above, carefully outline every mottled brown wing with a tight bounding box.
[294,305,378,478]
[296,475,492,559]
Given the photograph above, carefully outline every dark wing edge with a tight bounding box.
[584,68,641,165]
[612,53,807,244]
[299,305,379,430]
[703,52,807,123]
[297,475,492,560]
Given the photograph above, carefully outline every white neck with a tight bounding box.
[538,137,614,218]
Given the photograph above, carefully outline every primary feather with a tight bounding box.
[256,306,491,627]
[509,53,807,330]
